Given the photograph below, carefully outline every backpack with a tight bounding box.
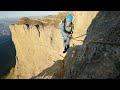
[62,18,73,34]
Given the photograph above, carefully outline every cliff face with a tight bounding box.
[8,11,98,79]
[64,11,120,79]
[9,21,64,79]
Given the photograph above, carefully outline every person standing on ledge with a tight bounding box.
[59,14,74,53]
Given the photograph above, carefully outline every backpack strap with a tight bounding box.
[63,18,73,34]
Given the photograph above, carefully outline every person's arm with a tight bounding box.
[59,21,65,37]
[59,21,62,29]
[71,24,74,34]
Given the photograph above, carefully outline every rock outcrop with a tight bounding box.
[64,11,120,79]
[9,18,64,79]
[7,11,98,79]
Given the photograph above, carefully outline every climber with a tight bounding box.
[59,14,74,53]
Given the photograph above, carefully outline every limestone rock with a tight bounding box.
[7,11,98,79]
[64,11,120,79]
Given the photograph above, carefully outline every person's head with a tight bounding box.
[65,14,73,26]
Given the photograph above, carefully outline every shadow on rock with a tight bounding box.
[31,45,83,79]
[63,45,84,79]
[31,60,64,79]
[0,36,16,78]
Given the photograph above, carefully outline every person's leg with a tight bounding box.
[63,37,68,53]
[63,37,66,49]
[66,37,70,49]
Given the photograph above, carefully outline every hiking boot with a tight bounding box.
[63,50,67,53]
[63,47,67,53]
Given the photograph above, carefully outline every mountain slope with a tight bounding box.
[64,11,120,79]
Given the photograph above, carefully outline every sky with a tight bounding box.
[0,11,65,18]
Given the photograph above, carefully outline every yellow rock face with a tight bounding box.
[8,11,98,79]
